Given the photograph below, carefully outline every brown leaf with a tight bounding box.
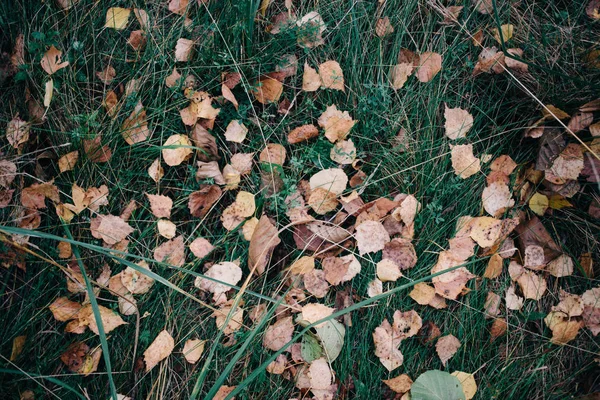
[259,143,287,166]
[96,65,116,84]
[189,185,222,217]
[415,52,442,82]
[49,297,81,322]
[144,330,175,372]
[355,220,390,255]
[162,134,193,166]
[121,261,154,294]
[90,214,134,245]
[6,116,30,148]
[252,76,283,104]
[58,151,79,173]
[189,237,214,259]
[444,105,473,140]
[318,104,357,143]
[121,101,150,145]
[153,235,185,267]
[182,339,205,364]
[382,238,417,270]
[436,334,461,366]
[83,136,112,163]
[194,261,242,302]
[40,46,69,75]
[383,374,413,394]
[482,182,515,217]
[302,62,321,91]
[450,144,481,179]
[263,316,294,351]
[300,303,334,327]
[375,16,394,38]
[224,120,248,143]
[390,63,413,89]
[77,304,126,335]
[319,60,345,91]
[248,215,281,275]
[296,11,326,48]
[175,38,194,62]
[288,124,319,144]
[21,182,59,209]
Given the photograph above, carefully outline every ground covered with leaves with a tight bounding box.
[1,0,600,399]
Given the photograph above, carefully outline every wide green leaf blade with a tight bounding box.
[411,370,466,400]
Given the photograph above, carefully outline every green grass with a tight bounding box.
[1,0,599,399]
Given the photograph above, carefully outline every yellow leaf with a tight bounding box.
[105,7,131,30]
[492,24,514,43]
[44,79,53,107]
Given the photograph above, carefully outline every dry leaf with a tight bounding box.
[166,67,182,88]
[492,24,514,43]
[252,76,283,104]
[546,254,574,277]
[302,63,321,91]
[162,134,193,166]
[214,302,244,334]
[304,269,330,298]
[58,151,79,173]
[451,371,477,400]
[189,185,222,217]
[416,52,442,82]
[483,253,503,279]
[545,143,584,184]
[319,60,345,91]
[189,237,214,259]
[144,330,174,372]
[6,116,30,148]
[300,303,334,328]
[49,297,81,322]
[505,48,528,73]
[121,101,150,145]
[296,11,326,48]
[367,278,383,297]
[431,251,475,300]
[266,354,287,374]
[77,304,126,335]
[90,215,134,245]
[355,220,390,255]
[157,219,176,239]
[582,287,600,335]
[482,182,515,217]
[175,38,194,61]
[224,120,248,143]
[390,63,413,89]
[248,215,281,275]
[382,374,412,394]
[318,105,357,143]
[40,46,69,75]
[473,47,506,76]
[409,283,436,305]
[153,235,185,267]
[195,261,242,302]
[0,160,17,188]
[221,84,238,110]
[375,17,394,38]
[310,168,348,195]
[96,65,116,84]
[263,316,294,351]
[182,339,205,364]
[121,261,154,294]
[436,334,461,366]
[544,312,583,345]
[451,144,481,179]
[516,270,547,300]
[330,139,356,165]
[288,124,319,144]
[146,194,173,219]
[377,259,403,282]
[168,0,189,15]
[528,192,548,216]
[105,7,130,30]
[444,105,473,140]
[221,191,256,231]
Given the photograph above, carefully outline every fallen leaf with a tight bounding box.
[40,46,69,75]
[146,194,173,219]
[153,235,185,267]
[582,287,600,335]
[58,151,79,173]
[157,219,176,239]
[390,63,413,89]
[545,143,584,184]
[175,38,194,61]
[482,182,515,217]
[444,106,473,140]
[182,339,205,364]
[6,115,30,148]
[483,253,503,279]
[411,370,465,400]
[546,254,574,277]
[431,251,475,300]
[473,46,505,76]
[168,0,189,15]
[377,259,403,282]
[319,60,345,91]
[189,185,222,217]
[451,144,481,179]
[214,302,244,334]
[529,192,549,216]
[383,374,413,394]
[302,62,321,91]
[105,7,130,30]
[375,16,394,37]
[90,215,134,245]
[368,278,383,297]
[318,104,357,143]
[304,269,330,298]
[288,124,319,144]
[214,385,236,400]
[165,67,182,88]
[301,303,334,328]
[263,316,294,351]
[194,261,242,302]
[296,11,326,48]
[355,220,390,255]
[121,101,150,145]
[77,304,126,335]
[224,120,248,143]
[436,334,461,366]
[248,215,281,275]
[416,52,442,82]
[492,24,514,43]
[221,191,256,231]
[451,371,477,400]
[189,237,214,259]
[121,261,154,294]
[516,270,547,300]
[252,76,283,104]
[144,330,174,372]
[266,353,287,374]
[259,143,287,166]
[49,297,81,322]
[544,312,583,345]
[484,292,502,318]
[162,134,193,166]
